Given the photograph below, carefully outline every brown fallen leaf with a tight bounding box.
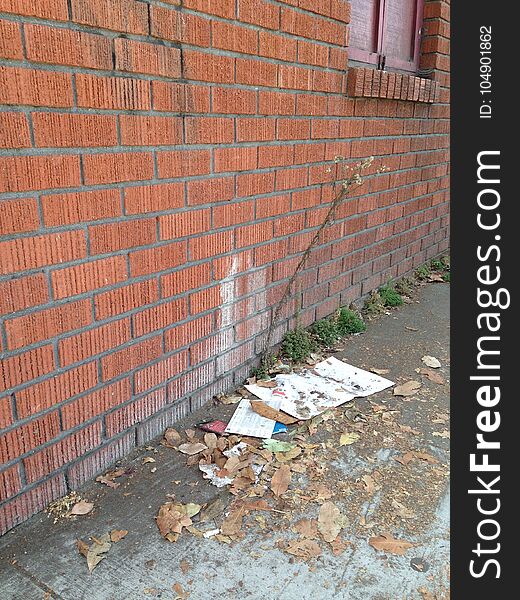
[164,428,182,446]
[70,500,94,516]
[172,582,189,600]
[156,503,193,542]
[398,424,420,435]
[256,379,278,388]
[180,559,191,574]
[203,433,218,450]
[220,506,245,536]
[95,468,126,489]
[270,464,291,496]
[417,368,445,384]
[391,499,415,520]
[292,519,319,539]
[177,442,208,456]
[142,457,156,464]
[199,497,228,523]
[370,368,390,375]
[110,529,128,542]
[284,538,322,560]
[413,451,439,464]
[250,400,298,425]
[393,380,421,397]
[421,355,441,369]
[361,474,376,495]
[368,533,416,555]
[394,452,414,465]
[318,502,347,543]
[77,533,112,572]
[433,430,450,439]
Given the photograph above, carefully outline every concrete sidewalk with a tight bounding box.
[0,283,450,600]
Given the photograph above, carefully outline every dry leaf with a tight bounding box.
[433,430,450,439]
[180,560,191,574]
[421,355,441,369]
[368,533,416,555]
[394,452,414,465]
[177,442,207,456]
[203,433,218,450]
[77,533,112,572]
[200,497,228,523]
[173,582,189,600]
[292,519,319,539]
[164,428,182,446]
[285,539,322,560]
[110,529,128,542]
[393,380,421,397]
[142,457,156,464]
[391,500,415,519]
[250,400,298,425]
[413,451,439,464]
[70,500,94,516]
[318,502,347,543]
[340,432,360,446]
[220,506,245,536]
[398,424,420,435]
[256,379,278,388]
[361,474,376,495]
[417,368,445,384]
[370,368,390,375]
[270,464,291,496]
[156,503,194,541]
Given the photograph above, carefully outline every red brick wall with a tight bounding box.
[0,0,449,533]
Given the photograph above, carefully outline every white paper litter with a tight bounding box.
[245,356,394,420]
[198,463,234,488]
[203,528,220,538]
[224,398,281,438]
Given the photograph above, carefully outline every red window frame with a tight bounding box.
[349,0,425,73]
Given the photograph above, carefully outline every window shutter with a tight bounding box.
[381,0,424,71]
[349,0,382,65]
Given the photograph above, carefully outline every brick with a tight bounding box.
[71,0,148,34]
[236,117,276,142]
[0,231,86,276]
[0,412,60,463]
[256,194,291,219]
[76,73,150,110]
[168,361,215,400]
[238,0,280,29]
[32,112,118,148]
[236,172,275,198]
[0,19,23,60]
[61,378,131,429]
[259,31,297,62]
[213,200,255,228]
[330,0,351,22]
[278,64,314,91]
[183,50,235,83]
[15,362,98,419]
[59,319,131,366]
[298,40,329,67]
[101,335,163,380]
[164,314,212,351]
[236,58,278,87]
[259,91,296,116]
[183,0,235,18]
[212,87,257,115]
[212,21,258,55]
[133,299,187,337]
[159,208,211,240]
[95,279,158,320]
[51,256,127,300]
[214,147,258,173]
[25,24,112,70]
[190,329,233,364]
[0,274,49,316]
[236,222,273,248]
[0,198,39,235]
[152,82,211,113]
[0,0,69,20]
[0,396,13,430]
[134,351,188,394]
[185,117,234,144]
[157,150,211,179]
[105,389,166,437]
[329,46,348,70]
[120,115,183,146]
[0,465,20,503]
[82,152,154,185]
[187,176,235,205]
[161,264,211,299]
[277,118,311,140]
[41,189,122,227]
[89,219,156,254]
[115,38,182,78]
[23,422,102,484]
[190,231,233,260]
[5,299,91,350]
[258,145,294,168]
[189,285,221,314]
[0,155,81,193]
[124,183,184,215]
[151,6,211,47]
[0,66,73,107]
[0,346,55,393]
[129,241,187,277]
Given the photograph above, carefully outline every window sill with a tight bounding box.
[347,67,439,103]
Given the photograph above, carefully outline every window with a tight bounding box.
[349,0,424,72]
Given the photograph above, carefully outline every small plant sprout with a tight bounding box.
[260,156,385,371]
